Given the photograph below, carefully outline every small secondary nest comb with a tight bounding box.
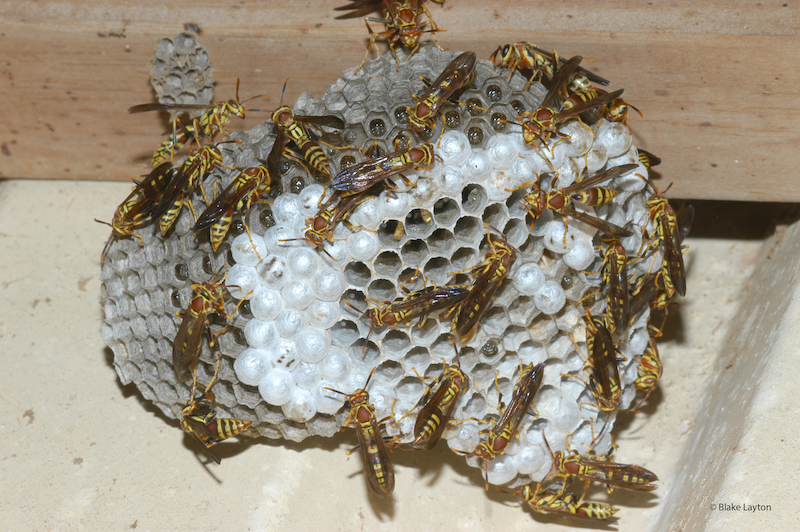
[101,44,657,489]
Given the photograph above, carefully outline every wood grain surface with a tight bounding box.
[0,0,797,201]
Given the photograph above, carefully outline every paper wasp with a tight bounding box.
[518,164,636,245]
[602,97,642,130]
[193,164,273,252]
[271,82,345,179]
[490,43,609,92]
[281,189,371,260]
[511,483,619,521]
[407,51,477,134]
[505,56,623,154]
[630,333,663,411]
[584,234,630,332]
[155,142,236,236]
[335,0,446,73]
[544,431,658,498]
[326,368,395,498]
[96,162,175,262]
[180,354,253,464]
[638,149,662,170]
[462,363,544,486]
[565,311,622,413]
[404,338,469,450]
[329,142,436,200]
[172,269,248,380]
[448,229,516,338]
[640,181,689,298]
[128,79,268,167]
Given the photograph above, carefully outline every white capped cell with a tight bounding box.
[485,169,516,202]
[271,194,302,227]
[312,381,347,415]
[513,443,546,475]
[585,143,608,173]
[288,247,318,279]
[346,230,380,262]
[462,151,492,183]
[306,300,341,330]
[312,268,346,303]
[250,287,283,321]
[234,348,272,386]
[597,120,632,159]
[296,327,330,364]
[231,233,267,267]
[282,387,317,422]
[534,281,566,314]
[439,130,471,166]
[244,319,279,350]
[542,219,576,254]
[559,120,594,158]
[381,189,411,218]
[268,338,299,370]
[487,134,519,170]
[410,175,439,208]
[297,184,326,218]
[485,453,518,485]
[318,348,352,383]
[446,420,481,453]
[563,238,597,271]
[554,157,585,189]
[348,195,384,231]
[258,367,295,406]
[510,156,538,191]
[438,165,465,196]
[292,361,320,389]
[224,264,258,299]
[275,308,305,337]
[530,139,566,173]
[608,145,638,167]
[512,262,546,296]
[552,400,582,435]
[264,225,300,255]
[257,254,289,290]
[281,279,314,310]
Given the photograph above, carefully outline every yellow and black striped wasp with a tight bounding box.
[543,431,658,498]
[325,368,395,498]
[181,354,253,464]
[510,483,619,522]
[96,162,175,262]
[154,141,237,236]
[172,269,248,380]
[329,142,436,201]
[193,164,273,252]
[128,79,268,167]
[459,362,544,488]
[638,149,662,170]
[630,332,663,412]
[335,0,446,72]
[490,42,610,92]
[404,337,469,450]
[407,51,477,135]
[270,82,346,180]
[505,56,623,155]
[448,229,516,338]
[640,180,692,298]
[518,164,637,247]
[566,311,622,413]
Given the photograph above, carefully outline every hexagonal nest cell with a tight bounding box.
[101,44,664,497]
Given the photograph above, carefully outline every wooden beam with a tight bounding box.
[1,0,798,201]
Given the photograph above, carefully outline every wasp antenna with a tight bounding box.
[94,218,112,228]
[280,78,290,106]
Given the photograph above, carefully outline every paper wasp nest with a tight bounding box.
[150,32,215,109]
[101,45,656,488]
